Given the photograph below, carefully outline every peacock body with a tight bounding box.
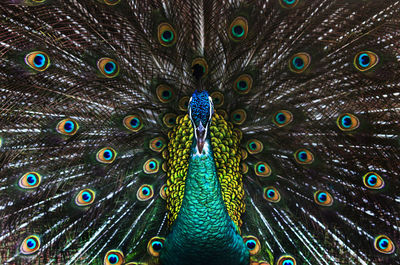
[0,0,399,265]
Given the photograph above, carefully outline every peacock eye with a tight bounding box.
[147,237,165,257]
[162,160,168,172]
[20,235,41,255]
[241,148,248,160]
[216,109,228,120]
[294,149,314,164]
[363,172,384,189]
[123,115,143,132]
[56,118,79,135]
[97,58,119,78]
[149,137,166,153]
[230,109,247,125]
[210,92,224,108]
[243,236,260,255]
[254,162,272,177]
[229,17,248,41]
[263,186,281,203]
[156,85,175,103]
[314,190,333,206]
[163,113,177,128]
[246,139,263,154]
[104,250,124,265]
[137,184,154,201]
[233,74,253,94]
[103,0,121,5]
[374,235,395,254]
[354,51,379,72]
[273,110,293,127]
[240,162,249,174]
[337,113,359,131]
[159,184,167,200]
[96,147,117,164]
[158,23,177,47]
[279,0,299,8]
[277,255,296,265]
[75,189,95,206]
[178,96,190,111]
[289,52,311,73]
[25,51,50,71]
[191,58,208,78]
[19,172,41,189]
[143,158,160,174]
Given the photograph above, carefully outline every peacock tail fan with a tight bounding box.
[0,0,399,264]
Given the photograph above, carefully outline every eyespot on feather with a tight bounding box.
[337,113,359,131]
[20,235,40,255]
[149,137,166,153]
[279,0,300,8]
[147,237,165,257]
[229,17,248,41]
[75,189,95,206]
[354,51,379,72]
[241,148,248,160]
[254,162,272,177]
[210,92,224,108]
[363,172,384,190]
[191,58,208,78]
[137,184,154,201]
[246,139,263,154]
[217,109,228,120]
[156,85,175,103]
[233,74,253,94]
[97,58,119,78]
[102,0,121,5]
[96,147,117,164]
[143,158,160,174]
[160,184,167,200]
[158,23,177,47]
[162,161,168,172]
[19,172,41,189]
[314,190,333,206]
[243,236,261,255]
[374,235,395,254]
[25,51,50,71]
[123,115,143,132]
[289,52,311,73]
[104,250,124,265]
[273,110,293,127]
[241,162,249,174]
[277,255,296,265]
[178,96,190,111]
[294,149,314,164]
[163,113,177,128]
[56,118,79,135]
[230,109,247,125]
[263,186,281,203]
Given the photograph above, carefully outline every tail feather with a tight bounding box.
[1,0,400,264]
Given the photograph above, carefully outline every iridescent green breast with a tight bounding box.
[165,113,245,228]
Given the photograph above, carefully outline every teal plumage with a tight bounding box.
[0,0,400,265]
[162,139,248,265]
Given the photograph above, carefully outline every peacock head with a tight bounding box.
[189,90,214,154]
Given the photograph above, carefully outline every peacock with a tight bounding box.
[0,0,399,264]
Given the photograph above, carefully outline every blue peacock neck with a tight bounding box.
[160,133,249,265]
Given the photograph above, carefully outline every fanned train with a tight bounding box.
[0,0,399,264]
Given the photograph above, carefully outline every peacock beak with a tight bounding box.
[195,121,208,154]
